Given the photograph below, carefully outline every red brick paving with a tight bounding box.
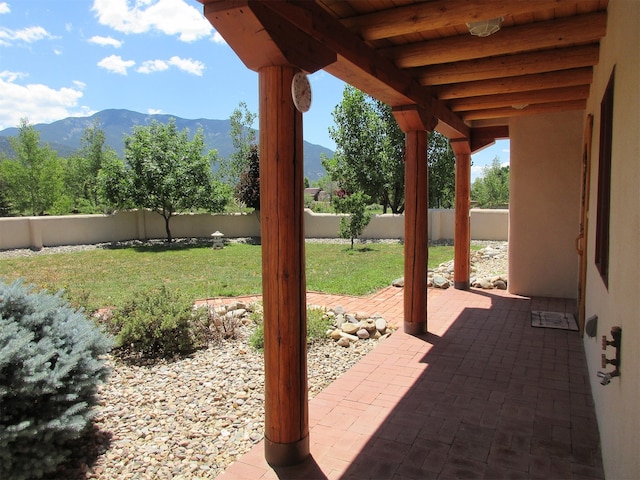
[212,287,603,479]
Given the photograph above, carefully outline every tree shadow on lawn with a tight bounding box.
[101,236,262,253]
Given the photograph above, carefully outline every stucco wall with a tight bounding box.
[508,110,583,298]
[0,208,508,250]
[582,2,640,478]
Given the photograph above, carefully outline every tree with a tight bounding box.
[0,177,13,216]
[62,120,118,212]
[224,101,257,185]
[234,144,260,210]
[428,131,456,208]
[471,157,510,208]
[333,191,372,249]
[324,86,457,213]
[324,86,405,214]
[0,119,63,215]
[102,119,227,242]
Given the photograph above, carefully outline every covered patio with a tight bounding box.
[194,0,634,477]
[217,286,602,479]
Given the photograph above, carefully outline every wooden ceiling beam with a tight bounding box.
[417,44,599,86]
[388,12,606,68]
[462,99,587,121]
[256,1,469,139]
[437,67,593,99]
[342,0,580,41]
[448,85,591,112]
[470,126,510,153]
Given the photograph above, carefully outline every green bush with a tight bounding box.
[249,306,332,351]
[0,279,112,480]
[107,286,211,358]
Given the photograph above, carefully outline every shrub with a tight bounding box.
[249,306,332,351]
[0,280,112,480]
[106,286,211,358]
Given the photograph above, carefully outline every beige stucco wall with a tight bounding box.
[582,2,640,478]
[0,209,508,250]
[508,110,583,298]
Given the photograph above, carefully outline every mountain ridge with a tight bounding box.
[0,109,332,180]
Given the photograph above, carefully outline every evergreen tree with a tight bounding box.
[234,144,260,210]
[0,280,111,479]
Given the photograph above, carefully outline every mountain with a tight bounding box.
[0,109,332,180]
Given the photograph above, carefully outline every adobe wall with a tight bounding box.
[0,208,508,250]
[508,110,583,298]
[582,2,640,478]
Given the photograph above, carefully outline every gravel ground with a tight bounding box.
[52,332,379,480]
[1,238,507,479]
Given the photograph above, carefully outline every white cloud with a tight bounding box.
[0,75,92,130]
[0,70,27,82]
[89,35,123,48]
[0,26,54,46]
[168,56,204,75]
[92,0,213,42]
[97,54,135,75]
[212,31,225,44]
[0,3,9,14]
[73,80,87,90]
[147,108,163,115]
[136,56,204,76]
[137,59,169,74]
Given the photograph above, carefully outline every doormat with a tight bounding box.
[531,310,579,331]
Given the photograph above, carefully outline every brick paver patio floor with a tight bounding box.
[211,286,603,479]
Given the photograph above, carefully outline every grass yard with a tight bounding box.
[0,241,462,311]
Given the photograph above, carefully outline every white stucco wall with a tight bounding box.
[508,110,583,298]
[582,2,640,478]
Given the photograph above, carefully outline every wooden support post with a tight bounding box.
[451,140,471,290]
[403,130,429,335]
[259,65,309,467]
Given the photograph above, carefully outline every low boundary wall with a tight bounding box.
[0,208,508,250]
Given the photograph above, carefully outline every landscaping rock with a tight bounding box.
[356,329,370,339]
[341,323,360,335]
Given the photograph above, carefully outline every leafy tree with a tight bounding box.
[0,177,13,216]
[0,119,63,215]
[471,157,510,208]
[324,86,405,213]
[102,119,227,242]
[333,190,372,249]
[97,156,133,212]
[324,86,457,213]
[428,131,456,208]
[223,101,257,185]
[234,144,260,210]
[62,120,118,212]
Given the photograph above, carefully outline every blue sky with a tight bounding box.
[0,0,508,181]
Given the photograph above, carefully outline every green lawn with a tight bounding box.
[0,242,461,311]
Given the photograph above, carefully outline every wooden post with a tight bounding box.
[451,140,471,290]
[403,130,429,335]
[259,65,309,466]
[393,106,435,336]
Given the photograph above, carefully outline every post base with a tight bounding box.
[404,321,427,336]
[454,281,470,290]
[265,434,310,467]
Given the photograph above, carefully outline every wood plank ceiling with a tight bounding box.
[201,0,608,144]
